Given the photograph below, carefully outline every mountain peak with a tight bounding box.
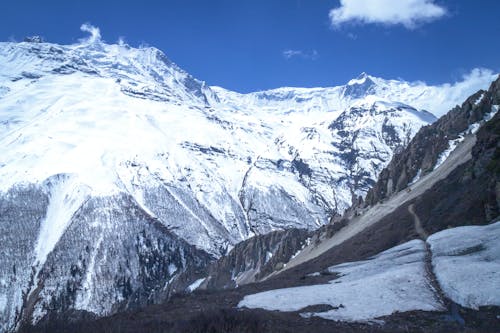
[23,36,44,43]
[357,71,369,79]
[347,72,372,86]
[343,73,377,99]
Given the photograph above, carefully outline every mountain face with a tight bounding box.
[27,99,500,332]
[0,33,494,331]
[228,79,500,332]
[365,76,500,208]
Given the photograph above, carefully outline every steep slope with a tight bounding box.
[0,28,494,330]
[173,229,311,292]
[35,77,500,333]
[273,76,500,276]
[180,76,500,296]
[365,78,500,205]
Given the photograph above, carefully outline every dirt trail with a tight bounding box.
[408,204,429,240]
[269,134,477,277]
[407,203,445,306]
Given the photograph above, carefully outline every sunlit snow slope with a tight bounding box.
[0,36,444,257]
[0,27,494,330]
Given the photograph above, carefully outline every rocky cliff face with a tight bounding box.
[365,76,500,206]
[191,229,310,291]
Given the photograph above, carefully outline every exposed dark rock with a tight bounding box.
[171,228,310,293]
[342,73,377,99]
[365,75,500,206]
[23,36,44,43]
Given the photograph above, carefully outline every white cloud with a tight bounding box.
[80,23,101,43]
[347,32,357,40]
[431,68,497,115]
[117,36,126,46]
[329,0,447,29]
[405,68,497,116]
[283,49,319,60]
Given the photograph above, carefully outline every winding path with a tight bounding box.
[408,203,429,240]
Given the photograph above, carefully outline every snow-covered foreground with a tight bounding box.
[429,222,500,309]
[239,222,500,321]
[240,240,443,321]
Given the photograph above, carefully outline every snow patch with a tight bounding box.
[428,221,500,309]
[433,136,465,170]
[239,240,443,321]
[265,251,273,264]
[474,92,485,106]
[168,263,178,275]
[488,105,499,120]
[34,176,90,267]
[409,169,421,186]
[435,104,499,170]
[347,73,369,86]
[0,294,6,312]
[186,278,206,292]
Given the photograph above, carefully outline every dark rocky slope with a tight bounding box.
[164,228,309,295]
[365,76,500,206]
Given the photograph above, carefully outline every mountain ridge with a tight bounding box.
[0,32,497,331]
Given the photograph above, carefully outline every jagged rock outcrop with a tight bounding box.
[207,229,310,289]
[365,76,500,206]
[167,229,310,294]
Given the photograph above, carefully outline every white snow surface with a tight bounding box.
[186,278,206,292]
[474,92,485,106]
[0,294,6,313]
[0,29,497,330]
[433,136,465,171]
[0,31,494,260]
[239,240,443,321]
[0,37,447,257]
[213,69,496,117]
[34,176,91,267]
[240,222,500,320]
[428,221,500,309]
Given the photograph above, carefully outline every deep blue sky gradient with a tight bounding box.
[1,0,499,92]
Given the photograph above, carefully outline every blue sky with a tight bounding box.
[1,0,499,92]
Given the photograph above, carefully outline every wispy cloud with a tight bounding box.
[117,36,127,46]
[347,33,357,40]
[80,23,101,43]
[329,0,447,29]
[406,68,497,116]
[282,49,319,60]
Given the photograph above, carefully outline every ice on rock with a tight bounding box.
[240,222,500,320]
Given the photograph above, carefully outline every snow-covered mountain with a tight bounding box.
[0,28,495,331]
